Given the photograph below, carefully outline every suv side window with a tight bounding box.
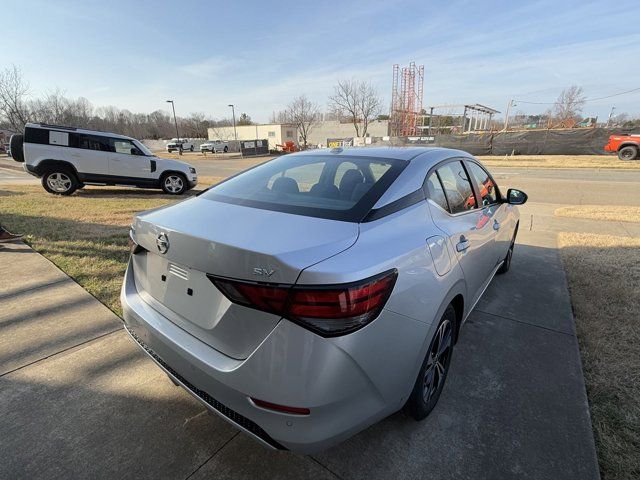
[434,161,476,214]
[112,139,138,155]
[77,134,111,152]
[466,161,498,206]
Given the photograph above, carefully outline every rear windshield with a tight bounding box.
[201,154,407,222]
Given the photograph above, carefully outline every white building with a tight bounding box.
[208,124,297,150]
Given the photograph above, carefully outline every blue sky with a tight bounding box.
[5,0,640,122]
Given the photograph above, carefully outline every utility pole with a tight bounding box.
[166,99,181,155]
[503,99,515,131]
[606,106,616,127]
[228,104,238,141]
[228,104,240,157]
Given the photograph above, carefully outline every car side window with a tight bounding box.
[112,139,138,155]
[77,134,111,152]
[466,162,498,206]
[435,161,477,214]
[426,172,449,212]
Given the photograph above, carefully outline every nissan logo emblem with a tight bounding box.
[156,233,170,254]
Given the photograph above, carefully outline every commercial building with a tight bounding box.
[208,124,297,150]
[306,120,389,146]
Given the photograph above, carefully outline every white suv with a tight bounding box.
[166,138,194,153]
[200,140,229,153]
[11,123,198,195]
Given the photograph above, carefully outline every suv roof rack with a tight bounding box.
[37,123,78,131]
[33,123,131,137]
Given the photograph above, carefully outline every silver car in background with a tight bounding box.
[121,147,527,453]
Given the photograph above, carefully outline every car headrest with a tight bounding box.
[350,182,371,202]
[310,182,340,199]
[271,176,299,194]
[339,169,364,198]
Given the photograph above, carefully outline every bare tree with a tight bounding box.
[357,81,381,138]
[329,79,381,137]
[553,85,586,123]
[182,112,210,138]
[0,65,30,132]
[269,109,291,124]
[208,118,234,140]
[286,95,319,148]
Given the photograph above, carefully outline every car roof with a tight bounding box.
[293,146,472,164]
[25,122,134,141]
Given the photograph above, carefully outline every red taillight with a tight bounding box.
[210,270,397,337]
[250,397,310,415]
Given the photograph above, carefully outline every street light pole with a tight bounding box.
[166,100,180,139]
[228,104,238,141]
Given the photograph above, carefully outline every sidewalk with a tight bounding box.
[0,218,600,479]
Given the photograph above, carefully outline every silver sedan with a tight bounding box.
[121,147,527,453]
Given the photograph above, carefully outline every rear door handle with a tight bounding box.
[493,220,500,231]
[456,236,470,252]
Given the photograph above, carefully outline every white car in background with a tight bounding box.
[166,138,194,153]
[200,140,229,153]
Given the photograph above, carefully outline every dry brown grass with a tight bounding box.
[555,205,640,223]
[558,232,640,479]
[0,178,221,315]
[479,154,640,169]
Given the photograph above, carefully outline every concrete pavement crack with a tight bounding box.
[474,308,575,337]
[309,456,344,480]
[183,432,240,480]
[0,327,123,377]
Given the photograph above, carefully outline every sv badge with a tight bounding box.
[253,267,275,277]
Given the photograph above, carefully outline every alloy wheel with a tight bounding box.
[164,175,184,193]
[621,149,635,160]
[423,319,453,402]
[47,172,72,193]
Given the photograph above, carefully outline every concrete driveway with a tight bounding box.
[0,203,600,479]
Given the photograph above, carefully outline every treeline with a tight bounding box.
[0,66,243,139]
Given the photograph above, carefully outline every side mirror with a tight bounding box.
[506,188,528,205]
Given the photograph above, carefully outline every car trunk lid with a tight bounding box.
[130,197,358,359]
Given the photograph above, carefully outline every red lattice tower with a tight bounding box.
[391,62,424,136]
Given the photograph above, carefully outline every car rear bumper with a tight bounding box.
[120,259,427,452]
[604,144,615,152]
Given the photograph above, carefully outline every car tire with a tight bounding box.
[404,304,456,421]
[223,146,228,153]
[618,146,639,161]
[497,223,518,275]
[9,134,24,162]
[161,172,187,195]
[41,168,79,196]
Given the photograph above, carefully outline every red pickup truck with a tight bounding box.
[604,134,640,160]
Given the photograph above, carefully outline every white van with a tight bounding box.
[11,123,197,195]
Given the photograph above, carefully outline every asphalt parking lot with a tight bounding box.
[2,154,635,479]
